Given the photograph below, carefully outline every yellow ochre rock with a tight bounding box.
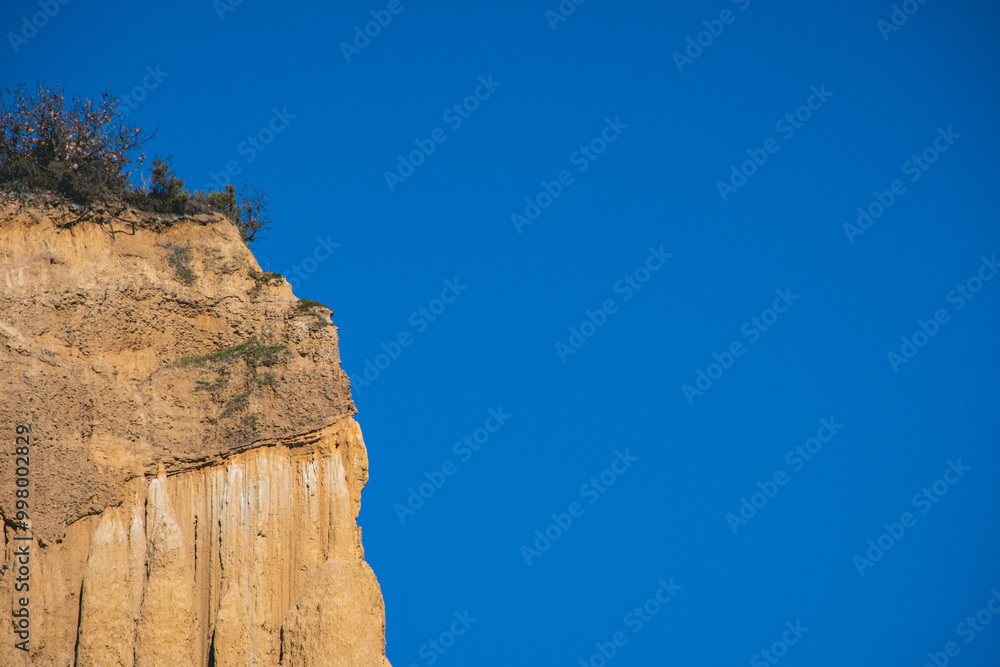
[0,201,390,666]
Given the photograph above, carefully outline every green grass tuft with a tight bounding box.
[248,269,284,297]
[291,299,333,326]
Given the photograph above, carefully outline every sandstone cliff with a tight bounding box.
[0,199,391,666]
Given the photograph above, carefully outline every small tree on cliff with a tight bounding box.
[205,183,238,221]
[234,181,272,245]
[203,181,273,245]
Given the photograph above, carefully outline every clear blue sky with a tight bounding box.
[4,0,999,664]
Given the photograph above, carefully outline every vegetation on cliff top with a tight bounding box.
[0,82,272,245]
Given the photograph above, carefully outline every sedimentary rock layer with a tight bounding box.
[0,202,390,665]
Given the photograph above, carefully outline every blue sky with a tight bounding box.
[4,0,999,664]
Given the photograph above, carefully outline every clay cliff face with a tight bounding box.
[0,200,391,666]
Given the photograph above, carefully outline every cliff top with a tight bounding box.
[0,200,355,542]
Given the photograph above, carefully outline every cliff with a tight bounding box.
[0,198,391,666]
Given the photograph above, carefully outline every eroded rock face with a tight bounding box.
[0,203,390,666]
[282,558,393,667]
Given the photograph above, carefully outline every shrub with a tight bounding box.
[291,299,333,326]
[242,340,288,370]
[178,337,287,372]
[206,184,238,222]
[292,298,329,314]
[249,269,284,297]
[179,341,248,367]
[141,157,201,214]
[178,337,285,437]
[0,82,279,246]
[125,156,216,216]
[163,243,196,285]
[0,83,153,203]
